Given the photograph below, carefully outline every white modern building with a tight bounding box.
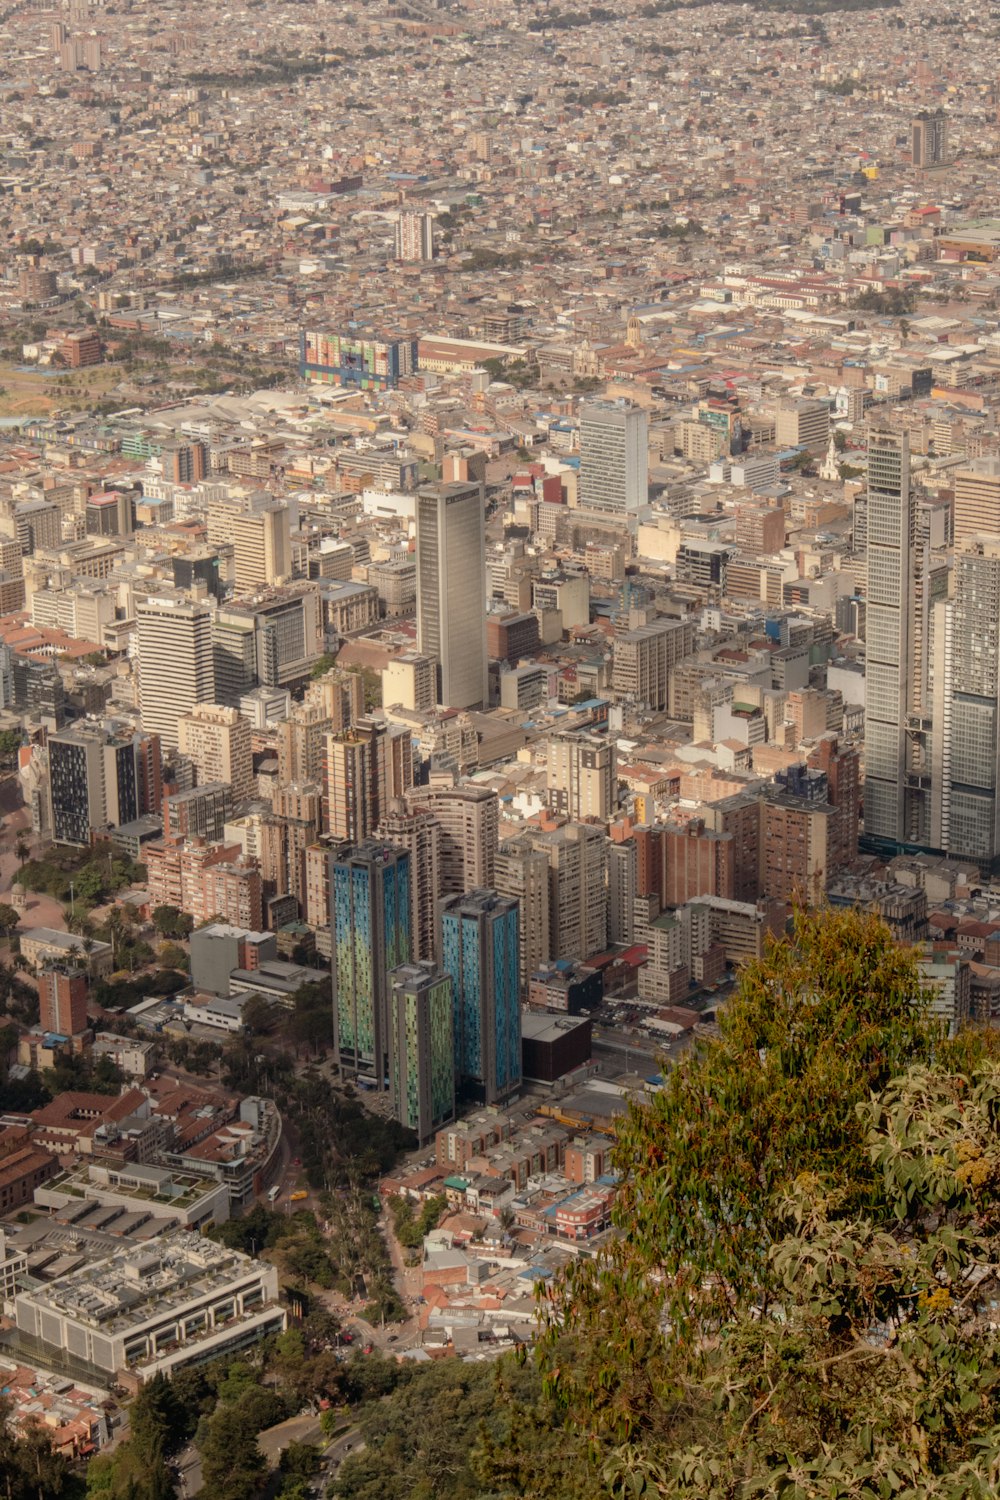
[13,1233,285,1382]
[863,430,914,845]
[578,402,648,518]
[135,594,215,751]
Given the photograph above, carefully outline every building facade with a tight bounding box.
[863,430,915,847]
[300,331,418,392]
[390,962,455,1145]
[439,889,521,1107]
[177,705,253,805]
[136,596,215,752]
[578,402,648,518]
[415,482,488,710]
[331,841,411,1086]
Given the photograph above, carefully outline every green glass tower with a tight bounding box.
[331,840,411,1087]
[390,962,456,1145]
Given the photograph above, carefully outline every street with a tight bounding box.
[172,1417,363,1497]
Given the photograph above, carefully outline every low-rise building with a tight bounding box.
[18,930,113,978]
[13,1231,284,1382]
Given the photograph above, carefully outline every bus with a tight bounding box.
[267,1185,281,1204]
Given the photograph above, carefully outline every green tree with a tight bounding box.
[584,1057,1000,1500]
[334,1359,552,1500]
[87,1375,177,1499]
[475,906,1000,1499]
[152,905,194,939]
[157,941,188,972]
[198,1401,267,1500]
[0,904,19,937]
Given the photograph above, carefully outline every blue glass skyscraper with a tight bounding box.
[439,889,521,1106]
[330,839,411,1088]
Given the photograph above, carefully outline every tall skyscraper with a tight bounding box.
[416,482,488,710]
[578,402,648,518]
[932,537,1000,869]
[331,840,411,1086]
[136,595,215,751]
[177,704,254,804]
[440,889,521,1106]
[395,212,434,263]
[863,430,915,846]
[390,962,455,1145]
[911,110,948,169]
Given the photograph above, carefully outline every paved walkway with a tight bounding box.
[0,798,67,931]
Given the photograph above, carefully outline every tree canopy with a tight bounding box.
[474,906,1000,1500]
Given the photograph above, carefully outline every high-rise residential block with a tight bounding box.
[763,742,861,904]
[440,889,521,1106]
[395,211,435,262]
[661,819,737,907]
[734,502,786,556]
[416,482,488,709]
[38,964,88,1037]
[912,110,948,168]
[325,717,412,842]
[809,735,861,879]
[300,331,418,393]
[144,838,263,930]
[611,616,696,712]
[164,783,233,843]
[136,595,215,751]
[377,801,442,963]
[774,399,830,451]
[383,652,436,713]
[177,704,253,804]
[578,402,648,518]
[953,457,1000,544]
[863,430,914,846]
[533,822,609,963]
[407,783,499,894]
[546,730,618,822]
[277,702,333,787]
[306,666,365,730]
[495,838,552,992]
[331,840,411,1086]
[390,962,455,1145]
[273,782,322,910]
[607,838,637,946]
[225,811,285,903]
